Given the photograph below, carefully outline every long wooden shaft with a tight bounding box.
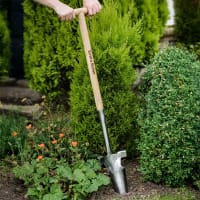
[77,12,103,111]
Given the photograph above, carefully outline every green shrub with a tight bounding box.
[0,113,27,159]
[0,10,10,77]
[13,113,110,200]
[138,47,200,186]
[176,42,200,60]
[134,0,168,62]
[70,0,141,157]
[174,0,200,44]
[23,0,168,102]
[23,0,168,156]
[109,0,168,64]
[23,0,81,103]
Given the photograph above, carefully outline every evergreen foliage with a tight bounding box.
[174,0,200,62]
[134,0,168,61]
[23,0,81,102]
[23,0,168,102]
[138,47,200,186]
[70,0,141,156]
[23,0,168,156]
[174,0,200,43]
[115,0,168,63]
[0,9,10,77]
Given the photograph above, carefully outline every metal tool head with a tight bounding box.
[75,10,128,195]
[103,150,128,194]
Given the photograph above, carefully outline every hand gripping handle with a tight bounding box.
[74,8,104,111]
[74,8,88,16]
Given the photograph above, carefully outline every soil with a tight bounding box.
[0,160,199,200]
[0,167,27,200]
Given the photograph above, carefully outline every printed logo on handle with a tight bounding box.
[88,50,96,75]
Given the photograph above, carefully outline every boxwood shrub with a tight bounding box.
[138,47,200,186]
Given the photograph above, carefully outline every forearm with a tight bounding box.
[32,0,102,20]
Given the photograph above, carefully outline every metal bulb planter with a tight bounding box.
[74,8,128,194]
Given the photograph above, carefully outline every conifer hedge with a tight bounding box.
[23,0,168,101]
[108,0,168,63]
[133,0,168,61]
[174,0,200,43]
[174,0,200,61]
[0,8,10,77]
[70,0,142,157]
[23,0,81,102]
[23,0,168,156]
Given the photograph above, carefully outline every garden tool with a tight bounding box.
[74,8,128,194]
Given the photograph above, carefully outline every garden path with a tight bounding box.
[0,78,42,117]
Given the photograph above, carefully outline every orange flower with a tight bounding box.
[59,133,65,138]
[71,141,78,147]
[38,143,45,148]
[12,131,18,137]
[51,140,57,144]
[36,155,43,161]
[26,122,33,130]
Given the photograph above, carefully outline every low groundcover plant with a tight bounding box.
[13,120,110,200]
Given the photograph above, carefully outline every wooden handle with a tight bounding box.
[77,11,103,111]
[74,8,88,16]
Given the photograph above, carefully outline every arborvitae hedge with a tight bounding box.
[23,0,168,101]
[138,47,200,187]
[70,0,141,157]
[113,0,168,64]
[134,0,168,61]
[0,9,10,77]
[174,0,200,43]
[23,0,81,102]
[23,0,168,156]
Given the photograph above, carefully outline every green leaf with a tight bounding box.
[85,181,98,193]
[86,159,101,171]
[27,187,40,198]
[37,165,48,175]
[96,174,110,185]
[43,193,63,200]
[73,169,86,182]
[42,184,63,200]
[56,165,73,180]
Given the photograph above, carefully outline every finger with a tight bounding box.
[67,14,72,20]
[98,4,102,11]
[91,4,101,15]
[88,7,96,15]
[72,11,75,19]
[68,10,75,20]
[64,13,74,21]
[60,15,66,21]
[87,8,92,16]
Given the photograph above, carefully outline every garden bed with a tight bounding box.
[0,160,199,200]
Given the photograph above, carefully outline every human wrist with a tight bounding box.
[51,0,63,11]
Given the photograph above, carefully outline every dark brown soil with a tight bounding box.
[89,160,200,200]
[0,160,199,200]
[0,168,27,200]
